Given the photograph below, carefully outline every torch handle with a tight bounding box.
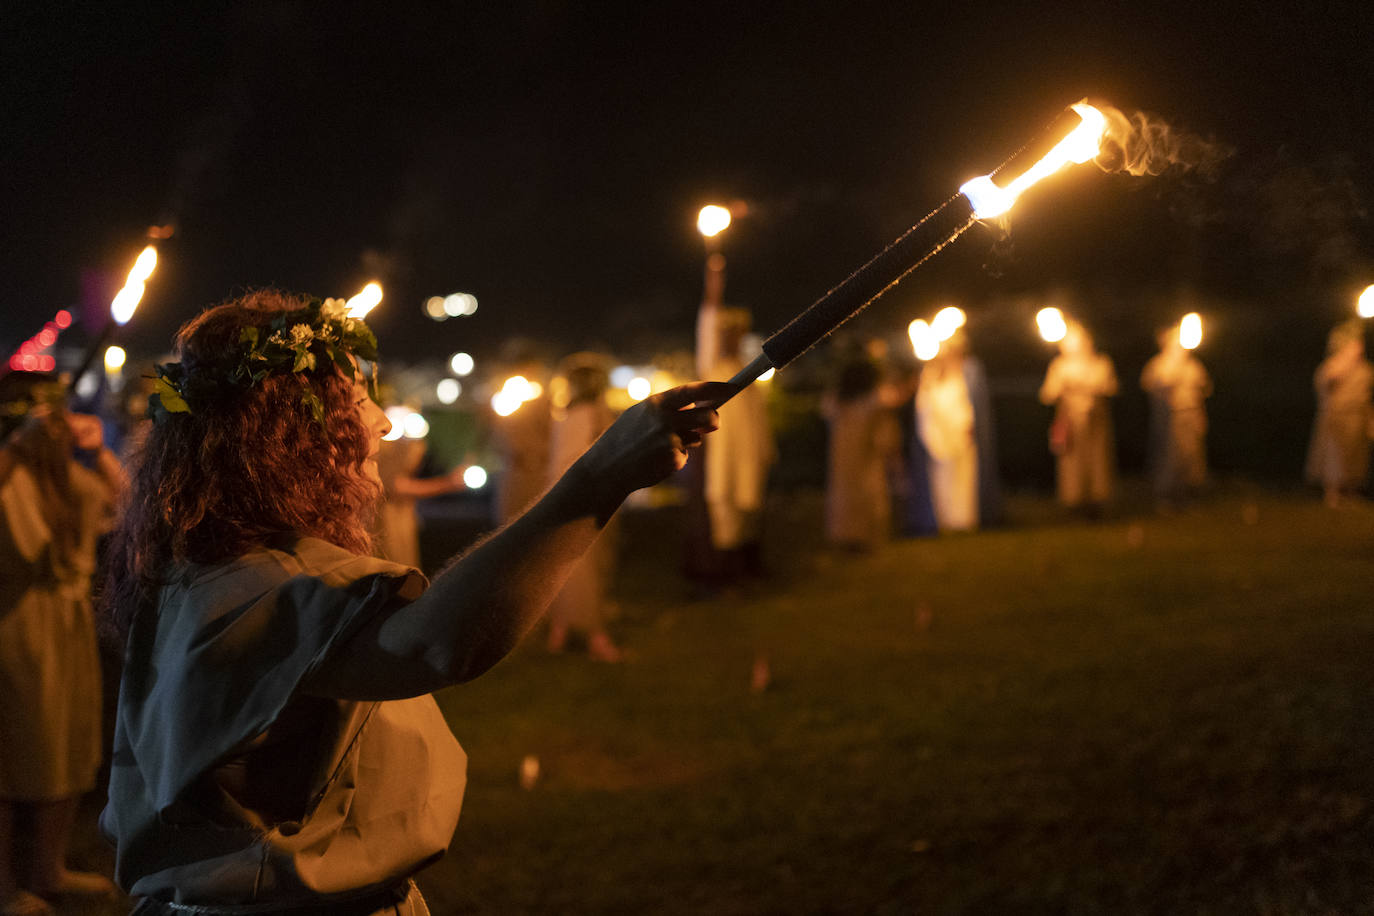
[67,320,116,396]
[759,194,977,370]
[706,352,776,407]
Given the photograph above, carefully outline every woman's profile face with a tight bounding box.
[353,376,390,486]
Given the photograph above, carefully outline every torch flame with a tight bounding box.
[697,205,732,238]
[1358,284,1374,319]
[111,245,159,326]
[346,282,383,319]
[908,318,940,361]
[1179,312,1203,350]
[1036,307,1068,344]
[960,103,1108,219]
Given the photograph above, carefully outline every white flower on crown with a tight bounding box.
[290,324,314,344]
[320,298,348,322]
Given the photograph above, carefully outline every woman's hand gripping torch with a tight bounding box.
[720,101,1109,400]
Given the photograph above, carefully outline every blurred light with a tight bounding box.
[450,352,475,376]
[425,296,448,320]
[74,371,99,398]
[758,367,776,381]
[1036,307,1068,344]
[7,356,20,371]
[1179,312,1203,350]
[460,293,478,316]
[436,378,462,404]
[931,306,966,341]
[443,294,465,317]
[463,465,488,489]
[111,283,145,326]
[383,406,410,441]
[104,345,127,372]
[346,282,383,318]
[38,355,55,372]
[54,310,72,329]
[908,319,940,361]
[610,365,636,389]
[1359,284,1374,319]
[491,389,522,417]
[37,328,57,348]
[129,246,158,283]
[696,205,732,238]
[627,376,652,401]
[402,411,430,439]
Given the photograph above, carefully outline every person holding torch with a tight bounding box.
[97,290,729,914]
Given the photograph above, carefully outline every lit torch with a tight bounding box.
[346,281,383,319]
[70,244,159,393]
[719,101,1109,399]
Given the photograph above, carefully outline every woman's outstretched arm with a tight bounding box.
[304,381,733,700]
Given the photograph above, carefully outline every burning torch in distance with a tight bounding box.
[715,101,1111,402]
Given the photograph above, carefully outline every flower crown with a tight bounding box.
[149,297,379,427]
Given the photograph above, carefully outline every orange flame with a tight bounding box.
[960,103,1108,219]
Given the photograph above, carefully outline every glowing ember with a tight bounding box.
[960,103,1108,219]
[1036,307,1068,343]
[346,282,383,318]
[1179,312,1203,350]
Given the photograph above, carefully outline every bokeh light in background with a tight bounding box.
[1359,284,1374,319]
[931,306,966,341]
[443,293,478,317]
[345,282,383,319]
[491,375,542,417]
[1180,312,1203,350]
[1036,307,1068,343]
[402,411,430,439]
[383,406,409,441]
[696,205,731,238]
[436,378,462,404]
[111,245,158,326]
[425,296,447,320]
[104,346,127,372]
[450,352,475,376]
[462,465,488,489]
[626,376,651,401]
[908,318,939,361]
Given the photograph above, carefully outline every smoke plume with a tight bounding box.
[1093,106,1234,179]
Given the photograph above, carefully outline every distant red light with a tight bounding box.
[37,329,57,347]
[8,356,23,371]
[39,356,56,371]
[22,355,38,371]
[19,340,36,356]
[54,310,72,329]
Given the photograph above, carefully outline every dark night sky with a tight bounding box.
[4,1,1373,382]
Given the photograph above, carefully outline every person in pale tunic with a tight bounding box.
[1305,320,1373,507]
[699,306,774,581]
[373,434,468,571]
[0,373,123,915]
[98,292,729,914]
[823,354,898,550]
[1140,326,1212,507]
[916,331,979,532]
[545,355,621,661]
[1039,322,1118,513]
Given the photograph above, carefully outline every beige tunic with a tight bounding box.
[1306,354,1373,490]
[1040,352,1118,506]
[0,461,109,799]
[101,538,466,907]
[546,401,615,631]
[823,394,895,548]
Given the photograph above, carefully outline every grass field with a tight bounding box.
[416,484,1374,914]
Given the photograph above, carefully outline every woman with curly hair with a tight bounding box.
[1,374,123,916]
[99,291,728,914]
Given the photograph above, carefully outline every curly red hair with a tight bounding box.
[102,290,381,640]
